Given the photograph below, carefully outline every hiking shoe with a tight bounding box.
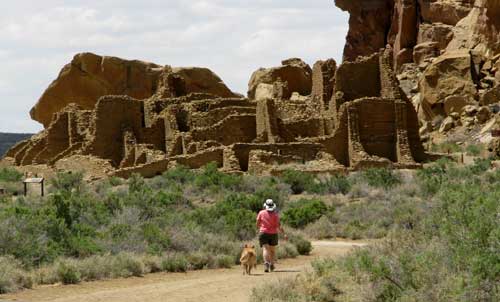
[264,262,270,273]
[270,264,275,272]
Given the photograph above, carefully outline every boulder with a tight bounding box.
[447,0,500,55]
[413,42,440,65]
[449,112,460,120]
[443,95,473,115]
[171,67,237,98]
[480,85,500,105]
[31,53,161,127]
[248,58,312,100]
[439,116,455,133]
[477,106,491,123]
[417,22,454,50]
[419,50,477,114]
[418,0,474,26]
[30,53,237,127]
[463,104,479,116]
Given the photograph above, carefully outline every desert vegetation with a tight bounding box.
[251,158,500,302]
[1,160,498,301]
[0,163,317,293]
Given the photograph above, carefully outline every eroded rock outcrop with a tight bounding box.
[336,0,500,142]
[5,47,428,178]
[247,58,312,100]
[31,53,237,127]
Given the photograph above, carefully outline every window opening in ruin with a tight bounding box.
[176,110,190,132]
[172,76,187,97]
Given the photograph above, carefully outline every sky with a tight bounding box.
[0,0,348,133]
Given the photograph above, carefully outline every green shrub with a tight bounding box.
[311,258,337,277]
[288,233,313,255]
[467,158,491,175]
[304,216,336,239]
[76,255,113,281]
[50,172,84,193]
[161,254,189,272]
[416,158,451,196]
[56,260,81,284]
[250,278,303,302]
[128,173,148,194]
[0,168,23,182]
[361,168,401,189]
[433,182,499,283]
[430,142,462,153]
[282,199,329,228]
[194,162,242,191]
[187,252,214,270]
[281,170,314,194]
[466,144,483,156]
[0,256,33,293]
[111,253,144,277]
[141,255,162,273]
[189,195,258,241]
[310,175,352,195]
[215,255,235,268]
[161,165,196,184]
[142,222,171,254]
[277,243,299,259]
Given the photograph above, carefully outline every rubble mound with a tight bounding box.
[4,47,428,178]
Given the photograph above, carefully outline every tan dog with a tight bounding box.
[240,244,257,275]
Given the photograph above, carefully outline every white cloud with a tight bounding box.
[0,0,349,133]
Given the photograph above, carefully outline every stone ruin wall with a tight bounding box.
[5,37,431,178]
[335,0,500,152]
[8,46,428,178]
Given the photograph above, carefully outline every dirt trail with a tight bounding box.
[1,241,366,302]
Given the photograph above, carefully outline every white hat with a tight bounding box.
[263,199,276,212]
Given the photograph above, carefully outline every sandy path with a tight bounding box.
[1,241,366,302]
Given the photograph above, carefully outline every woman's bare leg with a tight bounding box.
[268,245,276,265]
[263,244,271,264]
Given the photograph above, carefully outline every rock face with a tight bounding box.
[336,0,500,142]
[419,51,477,115]
[335,0,394,62]
[31,53,237,127]
[247,58,312,100]
[5,48,427,178]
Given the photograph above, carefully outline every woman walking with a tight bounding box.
[256,199,287,272]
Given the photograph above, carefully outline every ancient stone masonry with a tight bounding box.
[336,0,500,147]
[4,46,428,178]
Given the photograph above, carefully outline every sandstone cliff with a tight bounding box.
[335,0,500,150]
[31,53,238,127]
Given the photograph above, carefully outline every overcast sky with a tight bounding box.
[0,0,348,133]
